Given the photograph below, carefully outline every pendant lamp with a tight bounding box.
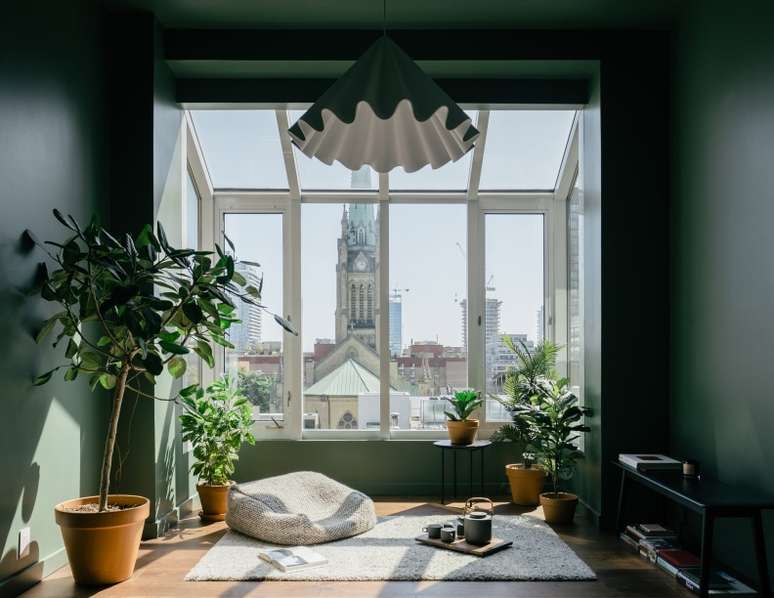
[288,35,479,174]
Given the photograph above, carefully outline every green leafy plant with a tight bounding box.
[510,378,590,495]
[179,375,255,486]
[27,210,295,511]
[491,339,561,466]
[444,390,482,422]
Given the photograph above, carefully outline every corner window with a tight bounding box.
[187,107,581,440]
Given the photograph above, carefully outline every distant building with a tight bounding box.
[335,168,379,350]
[460,297,502,353]
[230,262,262,354]
[536,305,545,344]
[389,294,403,356]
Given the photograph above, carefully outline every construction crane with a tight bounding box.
[390,287,409,300]
[486,274,496,292]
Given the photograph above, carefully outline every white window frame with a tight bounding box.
[184,107,581,441]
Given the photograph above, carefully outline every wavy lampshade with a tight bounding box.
[288,36,479,174]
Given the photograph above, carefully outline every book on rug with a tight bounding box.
[676,568,756,595]
[619,453,682,472]
[258,547,327,572]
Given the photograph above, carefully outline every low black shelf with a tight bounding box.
[614,461,774,597]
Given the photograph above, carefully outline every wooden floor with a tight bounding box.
[23,500,693,597]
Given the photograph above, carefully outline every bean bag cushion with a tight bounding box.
[225,471,377,545]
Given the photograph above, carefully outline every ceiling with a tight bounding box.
[105,0,688,30]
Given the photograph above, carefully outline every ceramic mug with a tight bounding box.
[440,526,456,543]
[423,523,443,539]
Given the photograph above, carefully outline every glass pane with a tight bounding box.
[182,172,201,389]
[484,214,544,421]
[302,203,381,430]
[388,111,477,190]
[190,110,288,189]
[223,213,285,422]
[479,110,576,190]
[567,169,585,447]
[290,111,377,191]
[390,204,467,430]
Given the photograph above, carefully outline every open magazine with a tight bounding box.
[258,547,328,573]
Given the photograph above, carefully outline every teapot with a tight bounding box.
[463,497,493,545]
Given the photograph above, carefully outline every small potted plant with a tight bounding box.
[512,377,590,524]
[492,338,559,505]
[27,211,294,585]
[179,374,255,521]
[444,390,482,445]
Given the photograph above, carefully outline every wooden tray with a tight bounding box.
[415,534,512,557]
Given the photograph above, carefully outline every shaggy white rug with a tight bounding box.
[185,514,596,581]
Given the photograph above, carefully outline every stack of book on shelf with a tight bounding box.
[618,453,682,472]
[619,523,756,595]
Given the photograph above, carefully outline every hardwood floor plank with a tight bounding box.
[22,500,694,598]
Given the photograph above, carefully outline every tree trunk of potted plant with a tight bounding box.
[55,363,150,585]
[29,213,296,586]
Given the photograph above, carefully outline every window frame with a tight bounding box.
[184,107,581,441]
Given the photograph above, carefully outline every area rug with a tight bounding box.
[185,514,596,581]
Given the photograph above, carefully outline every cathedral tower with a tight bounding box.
[335,167,379,349]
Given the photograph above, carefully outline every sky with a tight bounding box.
[194,109,573,351]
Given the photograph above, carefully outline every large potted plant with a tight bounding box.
[28,210,293,585]
[492,338,559,505]
[512,378,590,524]
[444,390,482,445]
[179,374,255,521]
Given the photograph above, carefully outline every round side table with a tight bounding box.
[433,440,492,504]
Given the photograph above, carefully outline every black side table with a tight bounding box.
[434,440,491,504]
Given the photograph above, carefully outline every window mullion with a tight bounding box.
[468,200,485,421]
[379,200,390,439]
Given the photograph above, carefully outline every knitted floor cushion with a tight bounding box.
[226,471,377,545]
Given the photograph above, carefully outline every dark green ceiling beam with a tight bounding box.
[176,77,589,107]
[164,29,606,62]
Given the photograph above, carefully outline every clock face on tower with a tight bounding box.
[354,255,367,271]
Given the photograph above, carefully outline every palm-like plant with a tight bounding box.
[444,390,482,421]
[491,339,560,461]
[510,378,590,495]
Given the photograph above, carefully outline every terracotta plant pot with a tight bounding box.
[505,464,546,506]
[446,419,479,445]
[197,483,231,521]
[54,495,149,586]
[540,492,579,524]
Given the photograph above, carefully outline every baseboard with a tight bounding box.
[0,546,67,598]
[577,497,602,527]
[143,493,200,539]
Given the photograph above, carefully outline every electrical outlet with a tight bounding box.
[18,527,31,559]
[183,440,193,454]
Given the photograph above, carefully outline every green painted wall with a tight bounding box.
[236,441,523,498]
[0,1,109,594]
[671,0,774,582]
[104,12,190,538]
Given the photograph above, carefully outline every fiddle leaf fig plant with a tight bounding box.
[179,375,255,486]
[509,378,591,495]
[27,210,296,512]
[444,390,482,421]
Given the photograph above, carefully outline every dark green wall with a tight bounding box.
[236,441,522,498]
[0,1,108,594]
[671,0,774,582]
[105,12,188,538]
